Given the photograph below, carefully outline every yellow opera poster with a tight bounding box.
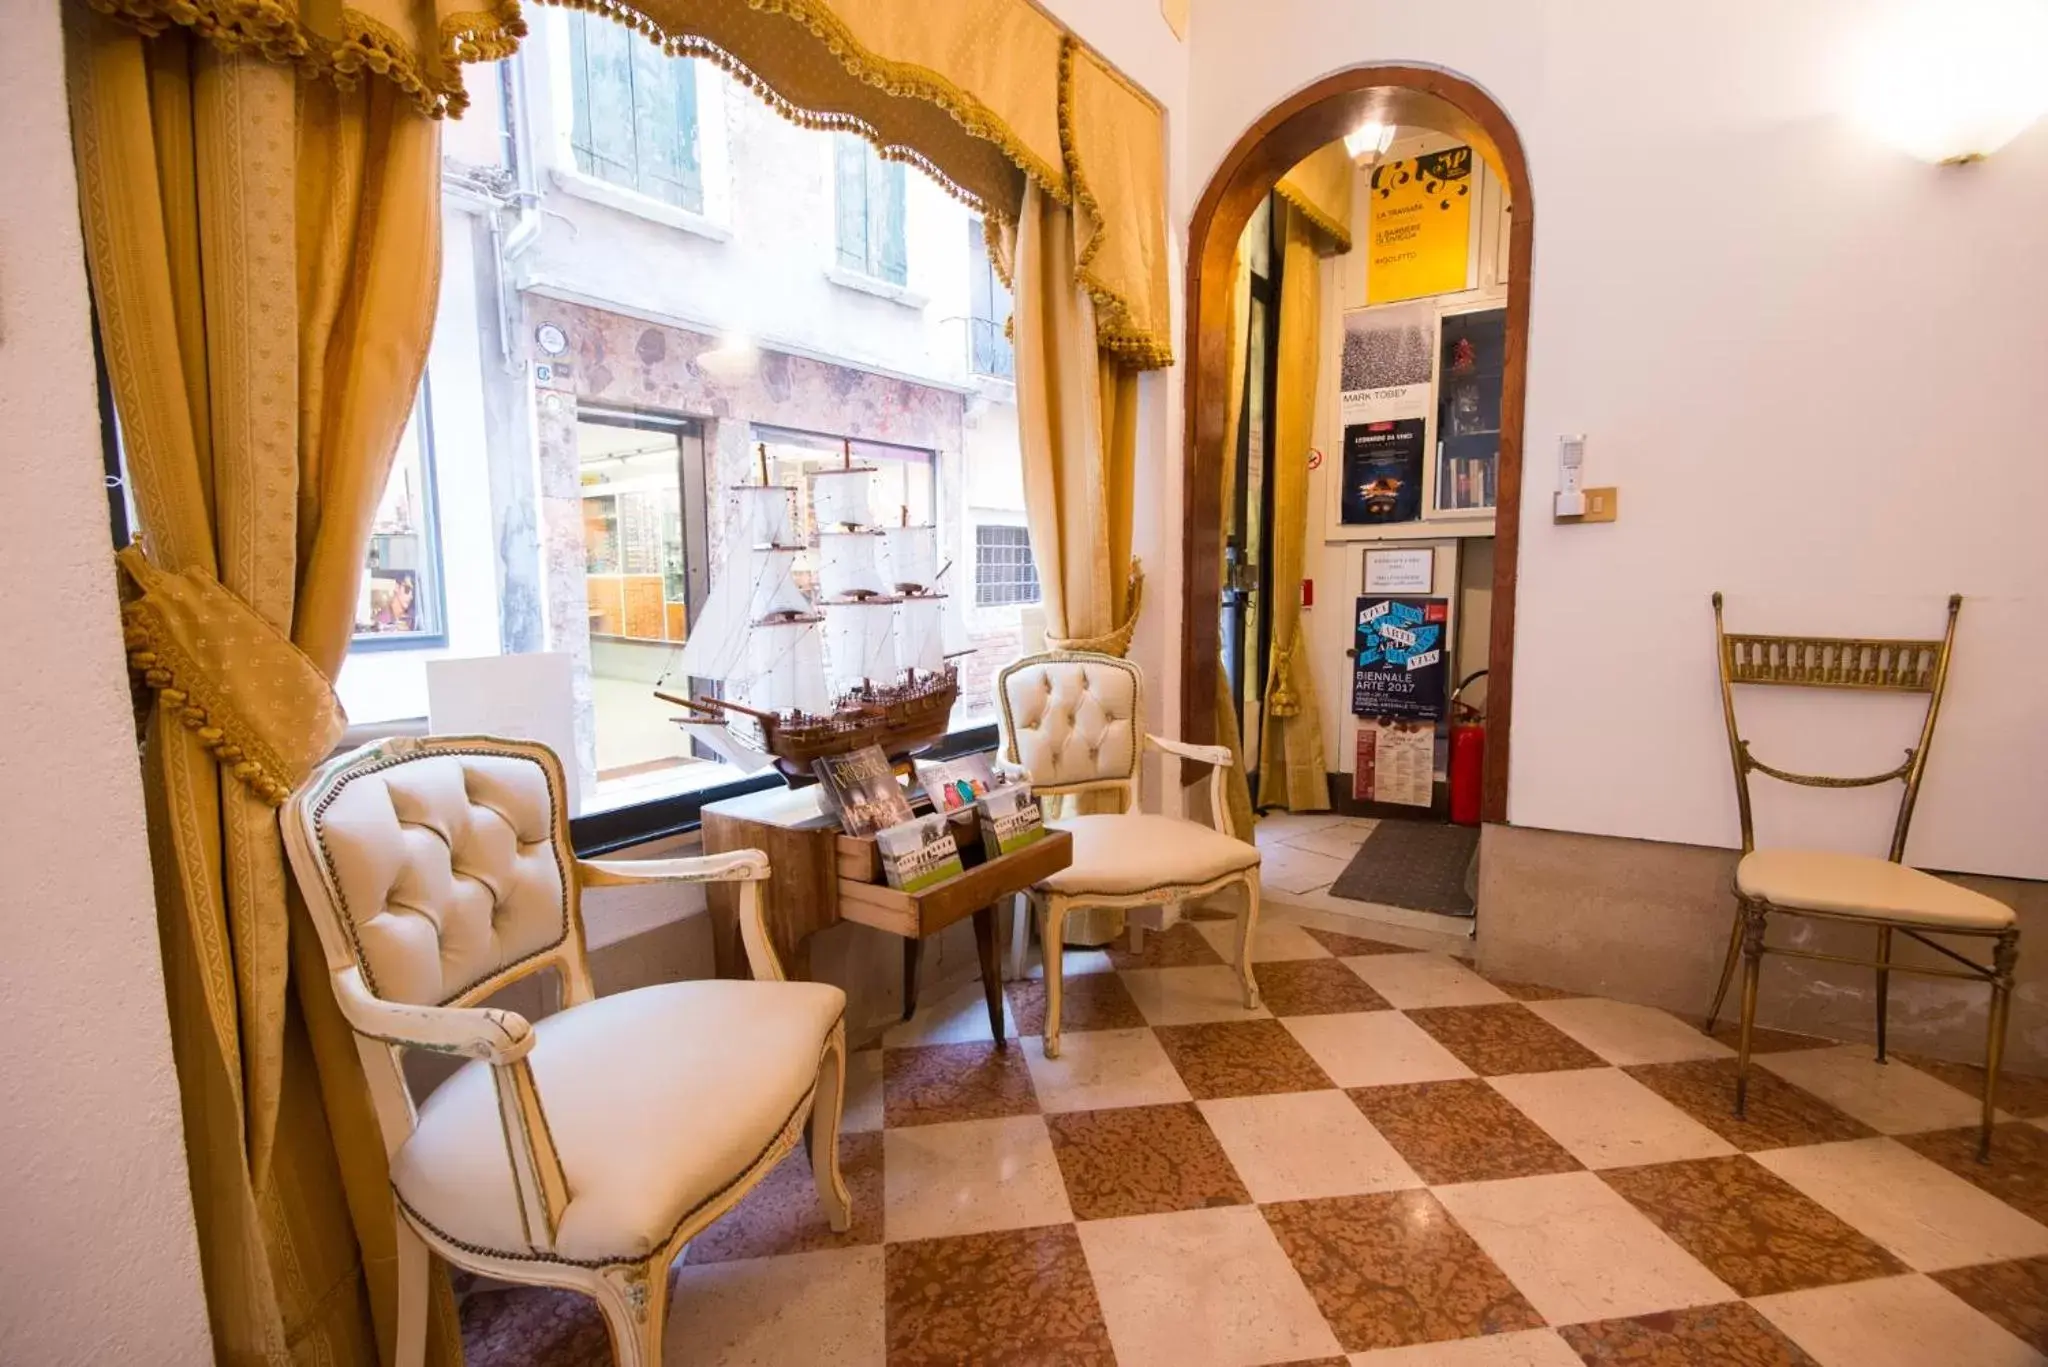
[1366,146,1474,304]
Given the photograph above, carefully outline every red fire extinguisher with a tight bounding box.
[1448,670,1488,827]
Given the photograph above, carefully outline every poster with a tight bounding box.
[1351,595,1449,720]
[1340,419,1425,525]
[1366,146,1474,305]
[1339,303,1433,422]
[1354,721,1435,807]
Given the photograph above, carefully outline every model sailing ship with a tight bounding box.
[656,443,958,784]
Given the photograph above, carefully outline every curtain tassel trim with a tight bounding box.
[116,546,348,807]
[1265,637,1301,717]
[1046,559,1145,658]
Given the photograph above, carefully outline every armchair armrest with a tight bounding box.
[575,848,770,888]
[1146,733,1235,768]
[330,965,533,1062]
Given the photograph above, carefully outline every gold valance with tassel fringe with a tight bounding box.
[1276,140,1355,255]
[85,0,1176,368]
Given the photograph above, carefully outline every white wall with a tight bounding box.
[1191,0,2048,878]
[0,4,213,1361]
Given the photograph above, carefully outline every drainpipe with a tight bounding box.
[491,53,543,375]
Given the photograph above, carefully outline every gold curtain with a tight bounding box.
[1257,202,1332,812]
[66,10,457,1363]
[1275,140,1354,253]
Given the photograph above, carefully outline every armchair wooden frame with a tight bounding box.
[996,652,1260,1058]
[282,736,850,1367]
[1704,594,2019,1161]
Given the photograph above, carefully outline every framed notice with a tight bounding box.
[1365,547,1434,594]
[1351,595,1449,721]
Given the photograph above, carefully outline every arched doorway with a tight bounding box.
[1181,66,1533,825]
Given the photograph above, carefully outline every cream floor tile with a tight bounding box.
[1120,965,1273,1027]
[1276,819,1378,860]
[1758,1045,1987,1135]
[667,1245,885,1367]
[1525,997,1733,1067]
[1344,953,1512,1009]
[841,1047,884,1134]
[1077,1205,1344,1367]
[1260,842,1353,895]
[1489,1068,1737,1169]
[1348,1328,1586,1366]
[1192,916,1333,963]
[1751,1273,2048,1367]
[882,1115,1073,1243]
[1282,1010,1475,1088]
[1198,1089,1422,1201]
[1022,944,1115,977]
[1023,1027,1193,1113]
[882,975,1017,1050]
[1255,813,1352,845]
[1433,1171,1735,1324]
[1754,1137,2048,1270]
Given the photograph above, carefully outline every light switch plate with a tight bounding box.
[1555,486,1618,524]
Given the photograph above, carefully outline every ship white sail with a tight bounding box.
[817,531,888,600]
[733,484,795,546]
[879,525,939,593]
[749,546,810,620]
[737,618,831,715]
[894,594,946,674]
[824,599,898,693]
[810,467,876,529]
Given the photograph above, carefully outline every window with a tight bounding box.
[974,524,1040,607]
[834,133,907,285]
[354,391,445,646]
[566,11,703,211]
[967,217,1014,378]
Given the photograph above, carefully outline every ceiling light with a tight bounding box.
[1345,121,1396,161]
[1851,0,2048,163]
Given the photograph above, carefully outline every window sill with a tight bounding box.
[824,265,927,310]
[969,373,1017,403]
[549,167,731,243]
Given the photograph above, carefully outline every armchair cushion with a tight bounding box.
[392,978,844,1265]
[1039,813,1260,899]
[1736,849,2014,931]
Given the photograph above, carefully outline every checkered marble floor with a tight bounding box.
[462,908,2048,1367]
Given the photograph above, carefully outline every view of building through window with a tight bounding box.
[336,18,1029,817]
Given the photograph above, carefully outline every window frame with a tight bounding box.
[833,133,909,287]
[973,522,1041,608]
[350,382,451,653]
[966,216,1015,379]
[564,8,706,214]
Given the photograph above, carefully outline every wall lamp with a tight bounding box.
[1852,0,2048,164]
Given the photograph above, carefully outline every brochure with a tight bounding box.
[978,783,1047,858]
[812,745,914,837]
[875,813,965,892]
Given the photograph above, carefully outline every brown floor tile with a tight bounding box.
[1183,904,1239,922]
[1045,1102,1250,1219]
[462,1285,609,1367]
[1560,1301,1820,1365]
[1702,1020,1836,1054]
[1625,1058,1875,1151]
[885,1224,1114,1365]
[1600,1155,1906,1296]
[884,1041,1038,1128]
[685,1131,884,1264]
[1932,1255,2048,1353]
[1153,1019,1335,1099]
[1105,919,1224,970]
[1301,925,1415,956]
[1005,971,1146,1036]
[1253,958,1392,1016]
[1262,1191,1545,1351]
[1475,971,1587,1001]
[1897,1121,2048,1224]
[1897,1053,2048,1119]
[1406,1002,1608,1076]
[1348,1079,1581,1184]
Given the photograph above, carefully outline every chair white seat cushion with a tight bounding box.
[1040,812,1259,899]
[392,978,844,1265]
[1736,849,2014,932]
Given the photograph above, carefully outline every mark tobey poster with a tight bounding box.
[1351,596,1449,721]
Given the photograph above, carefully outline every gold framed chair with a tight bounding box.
[1705,592,2018,1160]
[281,735,851,1367]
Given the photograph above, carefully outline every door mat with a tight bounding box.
[1326,819,1479,916]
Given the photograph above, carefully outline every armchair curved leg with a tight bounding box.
[807,1021,853,1232]
[1041,896,1071,1059]
[1235,874,1262,1010]
[1874,925,1893,1063]
[595,1261,668,1367]
[393,1204,429,1367]
[1703,905,1744,1036]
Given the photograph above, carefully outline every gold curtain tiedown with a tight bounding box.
[68,10,456,1361]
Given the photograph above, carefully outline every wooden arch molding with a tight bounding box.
[1182,66,1533,824]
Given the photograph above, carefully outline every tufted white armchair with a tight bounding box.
[280,735,849,1367]
[997,651,1262,1057]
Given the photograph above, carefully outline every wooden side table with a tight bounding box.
[701,784,1072,1045]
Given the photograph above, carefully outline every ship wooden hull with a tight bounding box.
[673,668,960,785]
